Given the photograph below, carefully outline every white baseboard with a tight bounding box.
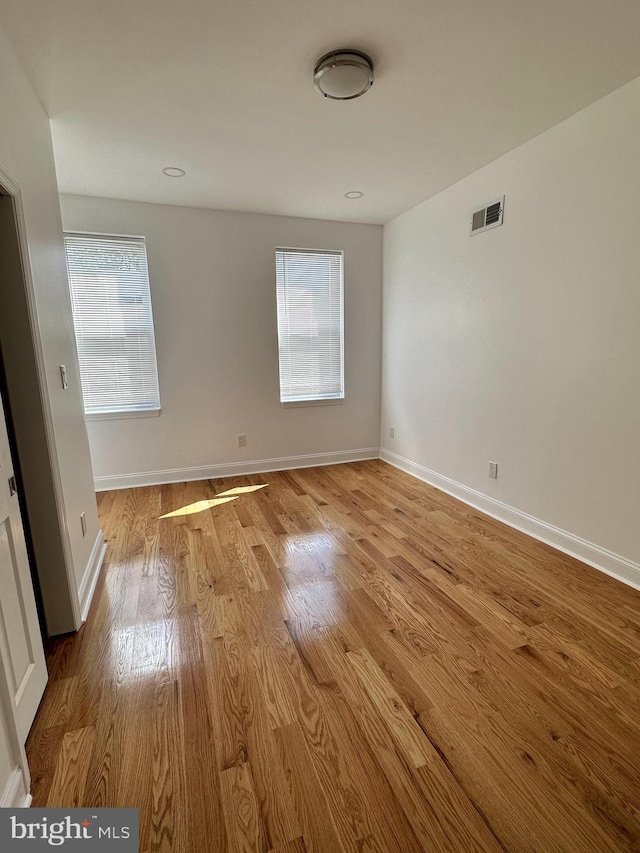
[94,448,380,492]
[78,530,107,622]
[380,448,640,592]
[0,767,29,808]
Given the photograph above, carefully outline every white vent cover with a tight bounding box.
[470,196,505,235]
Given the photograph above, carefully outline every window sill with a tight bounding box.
[85,408,161,421]
[281,397,344,409]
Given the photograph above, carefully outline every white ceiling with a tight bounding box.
[2,0,640,224]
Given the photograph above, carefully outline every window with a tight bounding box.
[275,248,344,404]
[64,233,161,416]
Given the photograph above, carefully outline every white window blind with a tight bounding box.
[64,233,161,415]
[275,248,344,404]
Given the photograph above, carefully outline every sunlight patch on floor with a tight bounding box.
[215,484,268,497]
[159,496,238,518]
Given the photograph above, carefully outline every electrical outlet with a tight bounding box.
[489,461,498,479]
[389,426,395,439]
[237,434,246,448]
[80,511,87,536]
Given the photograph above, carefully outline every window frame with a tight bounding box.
[275,246,345,407]
[64,230,161,420]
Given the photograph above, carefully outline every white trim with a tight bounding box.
[86,408,161,421]
[0,767,28,808]
[281,398,344,408]
[94,448,380,491]
[380,448,640,592]
[65,229,146,241]
[78,530,107,622]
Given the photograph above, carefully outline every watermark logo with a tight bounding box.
[0,809,138,850]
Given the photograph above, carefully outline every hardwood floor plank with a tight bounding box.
[204,634,248,772]
[251,645,299,729]
[177,607,228,852]
[268,839,307,853]
[25,723,66,807]
[316,679,426,853]
[237,661,301,847]
[47,726,96,808]
[291,682,379,850]
[346,648,435,769]
[273,723,346,853]
[220,762,269,853]
[148,680,183,853]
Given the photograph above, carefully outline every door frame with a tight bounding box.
[0,159,81,805]
[0,162,81,631]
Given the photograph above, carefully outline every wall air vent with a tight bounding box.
[470,195,505,235]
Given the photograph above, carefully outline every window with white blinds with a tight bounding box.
[275,248,344,404]
[64,233,161,416]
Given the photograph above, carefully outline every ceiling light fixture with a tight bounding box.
[162,167,186,178]
[314,49,374,100]
[345,191,364,199]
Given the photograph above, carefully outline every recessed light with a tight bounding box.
[345,191,364,199]
[162,167,186,178]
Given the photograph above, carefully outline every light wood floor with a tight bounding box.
[27,460,640,852]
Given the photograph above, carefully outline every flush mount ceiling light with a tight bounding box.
[162,166,186,178]
[344,191,364,199]
[314,49,374,100]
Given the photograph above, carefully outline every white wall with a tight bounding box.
[381,76,640,574]
[0,24,101,628]
[60,196,382,486]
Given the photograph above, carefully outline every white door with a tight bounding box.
[0,389,47,744]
